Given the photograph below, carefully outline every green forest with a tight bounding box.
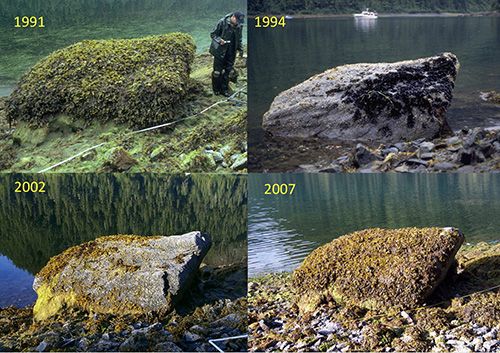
[0,174,247,274]
[249,0,499,14]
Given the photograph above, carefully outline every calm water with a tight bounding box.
[0,0,247,91]
[248,16,500,166]
[249,173,500,276]
[0,174,247,308]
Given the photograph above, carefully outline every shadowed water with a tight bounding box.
[249,173,500,276]
[0,174,247,308]
[248,16,500,170]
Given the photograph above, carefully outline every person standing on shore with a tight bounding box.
[209,11,245,97]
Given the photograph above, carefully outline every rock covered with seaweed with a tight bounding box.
[0,51,248,173]
[292,227,464,312]
[263,53,459,143]
[33,232,211,321]
[6,33,196,127]
[0,265,248,352]
[249,242,500,352]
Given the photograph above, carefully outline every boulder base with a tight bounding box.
[292,227,464,312]
[33,232,211,321]
[263,53,459,143]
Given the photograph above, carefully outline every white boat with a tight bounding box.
[353,9,378,19]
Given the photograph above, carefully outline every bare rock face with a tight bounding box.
[292,227,464,312]
[263,53,460,143]
[33,232,211,321]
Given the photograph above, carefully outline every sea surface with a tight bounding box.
[249,173,500,276]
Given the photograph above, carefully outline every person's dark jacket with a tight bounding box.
[209,13,243,60]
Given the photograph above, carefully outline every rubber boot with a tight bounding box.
[212,71,222,95]
[221,70,231,97]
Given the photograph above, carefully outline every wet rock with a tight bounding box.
[382,147,399,156]
[263,53,458,143]
[446,136,460,145]
[419,152,435,160]
[230,152,247,171]
[119,332,148,352]
[419,141,435,153]
[153,342,183,352]
[456,165,476,173]
[353,143,378,167]
[219,145,232,157]
[33,232,211,320]
[484,340,499,351]
[212,151,224,163]
[292,227,464,312]
[103,147,138,172]
[183,331,202,342]
[95,338,119,351]
[77,338,91,351]
[433,162,455,171]
[456,148,484,165]
[406,158,428,167]
[393,142,408,152]
[150,146,165,161]
[210,313,244,328]
[36,341,48,352]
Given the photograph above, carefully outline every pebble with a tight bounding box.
[219,145,231,156]
[433,162,455,171]
[419,141,435,153]
[153,341,183,352]
[183,331,202,343]
[419,152,435,159]
[317,128,500,173]
[484,339,499,351]
[36,341,48,352]
[483,329,497,340]
[231,153,247,171]
[212,151,224,163]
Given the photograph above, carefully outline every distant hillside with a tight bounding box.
[249,0,498,15]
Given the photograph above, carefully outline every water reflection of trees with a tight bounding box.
[249,173,500,246]
[0,174,247,274]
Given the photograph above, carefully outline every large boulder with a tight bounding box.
[6,33,196,128]
[263,53,459,143]
[33,232,211,321]
[292,227,464,312]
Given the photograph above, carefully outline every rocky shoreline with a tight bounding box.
[295,127,500,173]
[0,298,247,352]
[0,263,248,352]
[249,242,500,352]
[0,51,247,173]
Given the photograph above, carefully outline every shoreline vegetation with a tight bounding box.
[249,242,500,352]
